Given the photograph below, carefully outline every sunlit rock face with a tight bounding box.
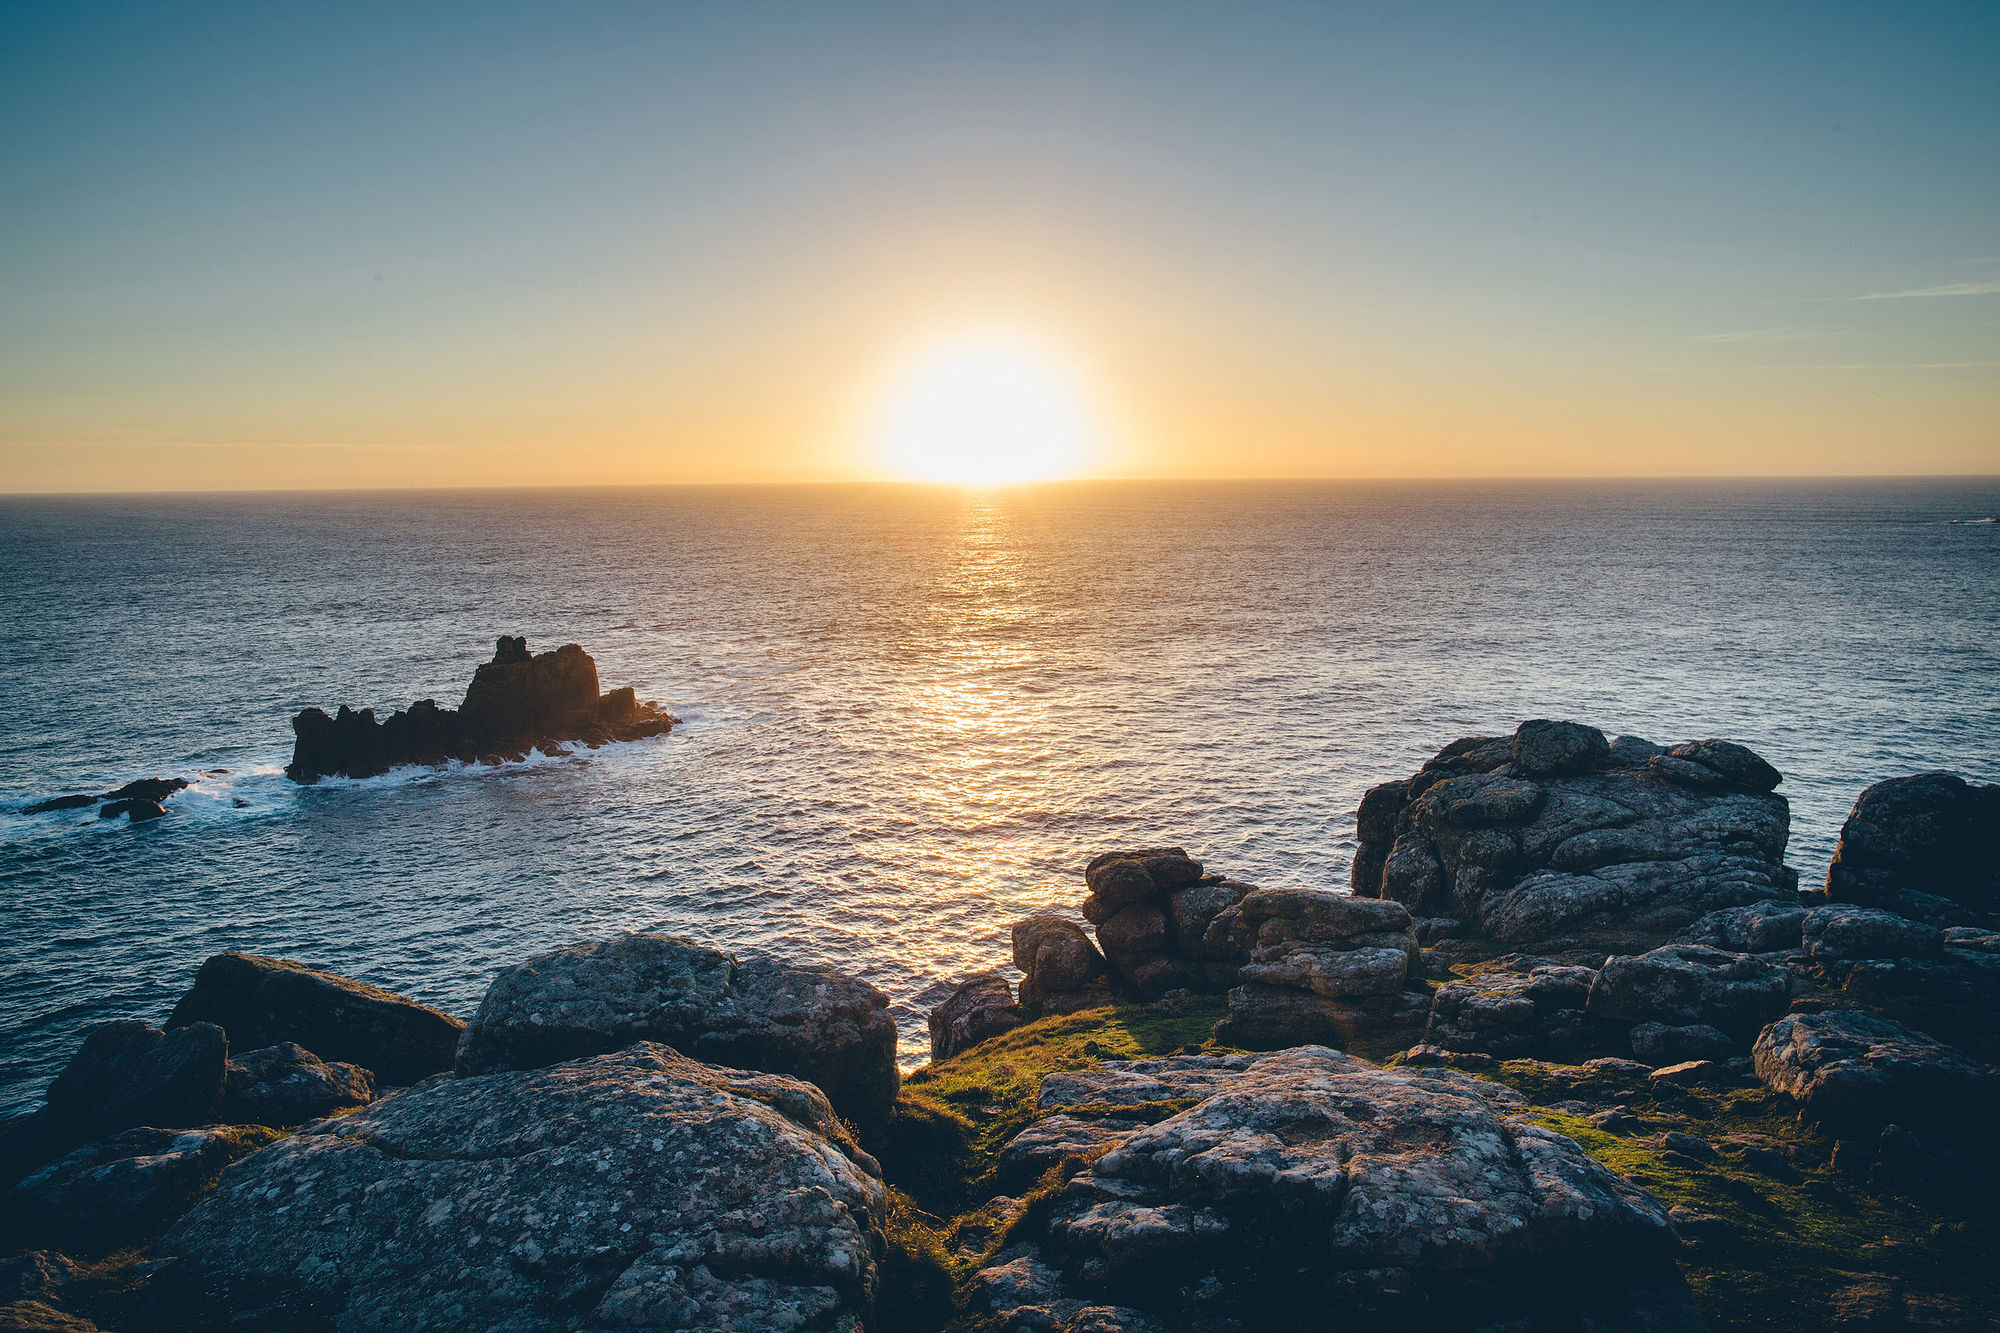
[161,1045,887,1333]
[970,1047,1692,1330]
[1352,720,1797,954]
[285,636,673,782]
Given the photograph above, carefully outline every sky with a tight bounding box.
[2,1,1997,491]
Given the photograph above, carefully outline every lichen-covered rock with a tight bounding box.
[1586,944,1791,1035]
[219,1042,376,1127]
[162,1045,886,1332]
[1162,880,1251,961]
[995,1115,1146,1190]
[1675,900,1809,953]
[1353,720,1796,952]
[454,933,899,1139]
[1808,943,2000,1065]
[927,972,1024,1062]
[167,952,463,1086]
[1801,904,1944,963]
[1422,963,1612,1061]
[974,1046,1685,1329]
[1825,771,2000,927]
[1753,1009,1999,1132]
[1238,944,1408,998]
[8,1124,281,1254]
[44,1021,227,1143]
[1013,915,1111,1014]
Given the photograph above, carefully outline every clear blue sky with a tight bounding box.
[3,2,1996,488]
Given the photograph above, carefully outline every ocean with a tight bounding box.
[3,479,1997,1114]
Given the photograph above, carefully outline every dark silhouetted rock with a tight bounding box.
[97,798,165,821]
[20,794,97,815]
[219,1042,376,1127]
[453,933,899,1139]
[285,637,674,783]
[45,1021,226,1143]
[7,1125,280,1254]
[1013,914,1108,1014]
[1587,944,1791,1034]
[162,1045,885,1332]
[971,1047,1689,1330]
[0,1249,97,1333]
[1801,904,1944,963]
[1353,720,1796,952]
[1826,772,2000,927]
[1630,1022,1738,1065]
[927,972,1024,1061]
[167,952,463,1087]
[1753,1009,1999,1132]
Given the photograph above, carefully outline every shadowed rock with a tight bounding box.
[46,1021,227,1143]
[454,932,899,1139]
[7,1124,280,1255]
[927,972,1024,1061]
[22,777,191,820]
[219,1042,376,1127]
[1754,1008,1999,1132]
[167,952,464,1086]
[1012,914,1109,1015]
[285,636,674,783]
[1825,772,2000,927]
[161,1045,886,1332]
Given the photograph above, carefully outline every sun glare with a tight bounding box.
[878,333,1095,483]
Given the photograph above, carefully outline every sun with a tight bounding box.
[877,332,1096,483]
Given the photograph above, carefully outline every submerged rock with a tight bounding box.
[167,952,463,1087]
[454,932,899,1139]
[162,1044,886,1332]
[927,972,1024,1061]
[1825,771,2000,927]
[1353,720,1796,953]
[285,636,674,783]
[973,1046,1688,1329]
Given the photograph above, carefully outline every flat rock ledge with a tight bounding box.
[286,635,674,783]
[454,932,901,1140]
[971,1046,1694,1330]
[160,1045,886,1333]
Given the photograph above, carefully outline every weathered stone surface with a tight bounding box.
[927,972,1024,1062]
[1587,945,1791,1034]
[1801,904,1944,963]
[1238,944,1407,998]
[44,1020,226,1142]
[168,952,463,1087]
[1753,1009,1999,1131]
[163,1045,885,1332]
[1096,903,1169,956]
[286,637,674,783]
[995,1115,1146,1190]
[1825,771,2000,926]
[1229,887,1411,942]
[1676,900,1809,953]
[976,1047,1683,1329]
[1808,944,2000,1065]
[1084,849,1203,908]
[454,933,899,1138]
[1423,963,1612,1061]
[1214,983,1430,1050]
[1629,1022,1738,1065]
[219,1042,376,1127]
[1162,880,1250,961]
[1353,720,1797,952]
[8,1125,280,1254]
[1013,915,1110,1014]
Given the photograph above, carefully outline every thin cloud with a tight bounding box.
[1856,279,2000,300]
[1691,326,1848,344]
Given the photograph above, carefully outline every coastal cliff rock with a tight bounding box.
[167,952,464,1086]
[1752,1008,1999,1132]
[1824,772,2000,927]
[1352,720,1797,953]
[454,932,900,1139]
[1212,889,1428,1048]
[927,972,1024,1061]
[969,1047,1691,1329]
[285,636,673,783]
[161,1044,887,1332]
[7,1125,280,1255]
[218,1042,376,1127]
[1011,914,1111,1015]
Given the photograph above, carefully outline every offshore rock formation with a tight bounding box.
[969,1048,1692,1330]
[1824,771,2000,927]
[161,1045,886,1333]
[454,932,901,1140]
[21,777,191,822]
[1353,720,1797,953]
[285,635,674,782]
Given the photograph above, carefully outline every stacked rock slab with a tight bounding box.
[1825,771,2000,928]
[1080,847,1250,998]
[1353,719,1797,954]
[1212,890,1427,1048]
[161,1045,888,1333]
[968,1048,1692,1330]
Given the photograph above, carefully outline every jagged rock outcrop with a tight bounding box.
[1825,772,2000,927]
[927,972,1024,1061]
[285,636,674,782]
[21,777,191,821]
[1012,914,1112,1015]
[1753,1009,1999,1132]
[454,932,900,1139]
[167,952,464,1086]
[161,1045,887,1332]
[218,1042,376,1127]
[1211,890,1429,1048]
[7,1125,280,1254]
[1353,720,1797,953]
[1788,905,2000,1064]
[969,1047,1692,1330]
